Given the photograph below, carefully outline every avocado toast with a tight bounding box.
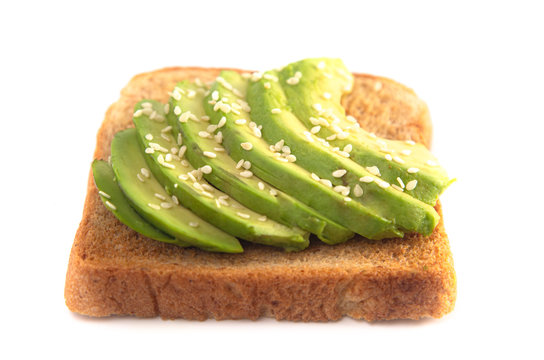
[65,61,456,321]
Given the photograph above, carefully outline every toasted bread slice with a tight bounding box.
[64,67,455,321]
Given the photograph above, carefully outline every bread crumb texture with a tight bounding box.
[65,67,455,321]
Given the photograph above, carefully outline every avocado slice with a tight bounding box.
[278,58,453,205]
[246,69,440,236]
[132,100,309,251]
[110,129,243,253]
[92,159,186,246]
[167,81,354,245]
[202,71,403,240]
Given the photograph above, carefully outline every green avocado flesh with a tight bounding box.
[92,159,184,245]
[110,129,242,253]
[95,58,453,252]
[202,72,402,239]
[278,58,453,205]
[168,81,354,245]
[132,100,309,252]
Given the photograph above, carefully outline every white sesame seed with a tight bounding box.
[286,154,297,162]
[201,184,215,192]
[239,170,253,178]
[269,189,278,196]
[366,166,381,176]
[206,125,217,134]
[401,149,412,156]
[336,132,349,140]
[141,102,152,108]
[313,103,323,111]
[406,180,418,191]
[187,90,196,99]
[326,134,337,141]
[235,118,247,125]
[258,182,265,190]
[189,222,199,228]
[174,106,181,115]
[161,126,172,134]
[134,109,143,117]
[405,140,416,145]
[407,167,420,174]
[263,73,278,82]
[344,197,352,202]
[311,173,320,181]
[303,131,315,142]
[171,195,179,205]
[145,134,153,141]
[145,148,154,154]
[242,161,251,170]
[271,108,282,114]
[332,169,347,178]
[181,160,189,167]
[276,157,288,162]
[177,133,182,146]
[148,203,161,210]
[201,165,212,174]
[203,151,217,158]
[211,90,219,101]
[240,142,253,150]
[193,182,203,191]
[219,103,231,113]
[237,212,250,219]
[385,154,393,161]
[393,156,405,164]
[137,173,145,182]
[179,111,191,123]
[323,92,331,100]
[163,103,170,114]
[105,201,116,210]
[154,193,166,201]
[360,176,374,183]
[376,179,390,189]
[337,151,350,158]
[201,115,210,122]
[286,77,299,85]
[178,174,189,181]
[258,215,267,222]
[320,179,333,188]
[187,172,196,182]
[294,71,302,79]
[274,139,285,151]
[217,116,227,128]
[252,127,262,138]
[214,132,223,144]
[161,133,171,142]
[215,199,221,208]
[354,184,364,197]
[198,131,211,138]
[311,125,321,134]
[391,184,404,192]
[171,91,182,101]
[309,117,320,126]
[160,202,173,209]
[236,159,244,169]
[427,160,438,166]
[343,144,353,153]
[98,190,111,199]
[178,145,187,158]
[374,81,383,91]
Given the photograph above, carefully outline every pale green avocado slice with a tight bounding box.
[246,69,440,236]
[92,159,186,246]
[110,129,243,253]
[167,81,354,245]
[131,100,309,252]
[202,71,403,240]
[278,58,454,206]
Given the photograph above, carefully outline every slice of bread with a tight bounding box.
[64,67,456,321]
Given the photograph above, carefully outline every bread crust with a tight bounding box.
[65,66,456,321]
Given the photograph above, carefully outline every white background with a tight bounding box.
[1,1,543,359]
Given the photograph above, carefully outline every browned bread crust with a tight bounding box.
[64,67,455,321]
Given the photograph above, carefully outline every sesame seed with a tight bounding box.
[136,173,145,182]
[149,142,169,153]
[337,151,350,158]
[401,149,412,156]
[252,127,262,138]
[187,172,197,182]
[269,189,278,196]
[240,142,253,150]
[161,126,172,133]
[214,132,223,144]
[180,159,189,167]
[263,73,278,82]
[243,161,251,170]
[258,182,265,190]
[405,140,416,145]
[145,134,153,141]
[239,170,253,178]
[193,182,203,191]
[276,157,288,162]
[189,222,199,228]
[332,169,347,178]
[360,176,374,183]
[174,106,181,115]
[154,193,166,201]
[217,116,227,128]
[215,199,221,208]
[407,167,420,174]
[179,111,191,123]
[98,190,111,199]
[326,134,337,141]
[264,82,271,89]
[161,133,171,142]
[201,165,212,174]
[271,108,282,114]
[141,102,152,108]
[201,115,210,122]
[201,184,215,192]
[309,117,320,126]
[236,212,250,219]
[171,91,182,101]
[164,103,170,114]
[376,179,390,189]
[134,109,143,117]
[178,145,187,158]
[294,71,302,79]
[198,131,211,138]
[346,115,357,123]
[236,158,245,169]
[274,139,285,151]
[354,184,364,197]
[366,166,381,176]
[393,156,405,164]
[203,151,217,158]
[343,144,353,153]
[211,90,219,101]
[313,103,323,111]
[374,81,382,91]
[406,180,418,191]
[323,92,331,100]
[219,103,231,113]
[344,197,352,202]
[161,202,173,209]
[385,154,393,161]
[320,179,333,188]
[336,132,349,140]
[148,203,161,210]
[391,184,404,192]
[311,125,321,134]
[311,173,320,181]
[286,154,297,162]
[235,118,247,125]
[171,195,179,205]
[286,77,299,85]
[187,90,196,99]
[303,131,315,142]
[427,160,438,166]
[178,174,189,181]
[258,216,267,222]
[205,125,216,134]
[396,177,405,188]
[145,148,154,154]
[177,133,182,146]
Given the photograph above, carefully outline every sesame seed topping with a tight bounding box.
[171,195,179,205]
[286,154,297,162]
[214,132,223,144]
[343,144,353,153]
[360,176,374,183]
[164,103,170,114]
[235,118,247,125]
[242,161,251,170]
[217,116,227,128]
[148,203,161,210]
[326,134,337,141]
[274,139,284,151]
[236,159,244,169]
[332,169,347,178]
[161,126,172,133]
[189,222,199,228]
[240,142,253,150]
[141,102,152,108]
[391,184,404,192]
[174,106,181,115]
[405,140,416,145]
[180,159,189,167]
[366,166,381,176]
[320,179,333,188]
[239,170,253,178]
[311,173,320,181]
[337,151,350,158]
[178,174,189,181]
[401,149,412,156]
[286,77,299,85]
[134,109,143,117]
[203,151,217,158]
[145,134,153,141]
[258,182,265,190]
[105,201,116,210]
[344,197,352,202]
[137,173,145,182]
[98,190,111,199]
[177,133,182,146]
[193,182,203,191]
[201,115,210,122]
[269,189,278,196]
[154,193,166,201]
[354,184,364,197]
[145,148,154,154]
[271,108,282,114]
[198,131,211,138]
[237,212,250,219]
[252,127,262,138]
[201,165,212,174]
[311,125,321,134]
[393,156,405,164]
[312,103,323,111]
[407,167,420,174]
[406,180,418,191]
[161,202,173,209]
[323,92,331,100]
[303,131,315,142]
[385,154,393,161]
[258,216,267,222]
[178,145,187,158]
[376,179,390,189]
[179,111,192,123]
[161,133,171,142]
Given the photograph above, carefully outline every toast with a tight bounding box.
[64,66,456,321]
